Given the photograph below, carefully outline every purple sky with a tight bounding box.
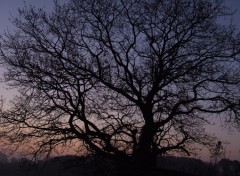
[0,0,54,32]
[0,0,240,162]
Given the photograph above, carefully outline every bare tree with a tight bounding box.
[0,0,240,170]
[210,141,224,164]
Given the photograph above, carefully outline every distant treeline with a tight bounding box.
[157,156,240,176]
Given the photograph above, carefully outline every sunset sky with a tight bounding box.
[0,0,240,162]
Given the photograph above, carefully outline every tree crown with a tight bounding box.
[0,0,240,161]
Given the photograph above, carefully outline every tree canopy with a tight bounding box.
[0,0,240,167]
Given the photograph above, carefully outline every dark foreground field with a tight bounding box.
[117,167,196,176]
[0,155,239,176]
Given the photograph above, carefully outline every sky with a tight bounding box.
[0,0,240,162]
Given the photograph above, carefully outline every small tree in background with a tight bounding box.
[0,0,240,173]
[210,141,224,165]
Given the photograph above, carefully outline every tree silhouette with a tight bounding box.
[0,0,240,171]
[210,141,224,164]
[209,141,225,176]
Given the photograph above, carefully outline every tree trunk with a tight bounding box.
[135,105,157,166]
[117,125,156,176]
[115,106,157,175]
[115,122,157,176]
[134,123,156,168]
